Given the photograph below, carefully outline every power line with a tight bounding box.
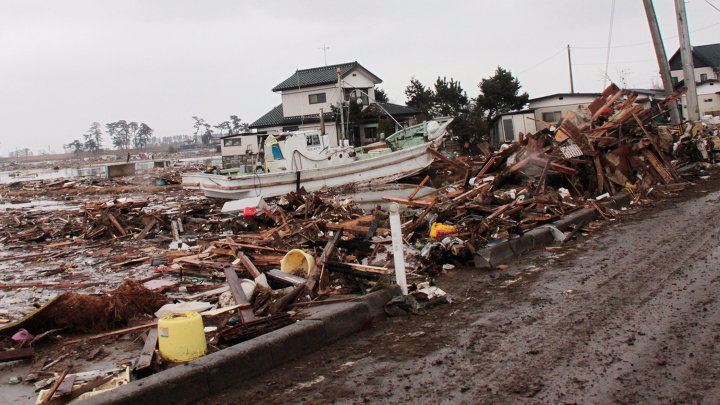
[705,0,720,13]
[516,46,566,74]
[573,21,720,50]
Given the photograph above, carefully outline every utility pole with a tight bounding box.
[675,0,700,121]
[337,67,346,144]
[643,0,681,124]
[567,44,575,94]
[318,44,329,66]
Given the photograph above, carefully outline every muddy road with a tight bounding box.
[201,177,720,404]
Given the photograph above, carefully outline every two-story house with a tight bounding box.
[668,43,720,118]
[249,62,419,148]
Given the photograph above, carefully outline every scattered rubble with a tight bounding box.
[1,85,719,402]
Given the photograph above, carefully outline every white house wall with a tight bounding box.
[499,113,536,142]
[263,123,340,147]
[670,66,718,84]
[281,84,341,118]
[221,135,260,156]
[278,67,378,118]
[678,81,720,117]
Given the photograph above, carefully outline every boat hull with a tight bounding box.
[183,141,436,200]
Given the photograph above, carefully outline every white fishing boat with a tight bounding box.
[182,118,453,200]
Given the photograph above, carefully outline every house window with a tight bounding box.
[282,126,299,132]
[542,111,562,123]
[223,138,241,146]
[308,93,326,104]
[701,73,708,82]
[705,98,714,103]
[672,76,679,85]
[502,119,515,142]
[364,127,378,143]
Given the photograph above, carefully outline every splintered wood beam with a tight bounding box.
[427,147,470,169]
[632,112,681,181]
[134,329,158,373]
[135,218,157,240]
[269,229,344,313]
[305,229,343,294]
[382,197,433,207]
[641,149,674,184]
[408,176,430,200]
[106,213,126,236]
[0,347,34,363]
[233,250,262,279]
[591,88,623,120]
[409,197,437,231]
[223,265,257,323]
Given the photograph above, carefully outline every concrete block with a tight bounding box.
[509,234,534,257]
[525,227,555,249]
[313,302,371,343]
[360,286,402,319]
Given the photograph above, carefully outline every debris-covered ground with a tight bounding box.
[200,170,720,404]
[1,85,720,403]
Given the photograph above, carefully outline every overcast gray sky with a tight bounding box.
[1,0,719,155]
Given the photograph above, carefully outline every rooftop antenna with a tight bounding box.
[319,44,329,66]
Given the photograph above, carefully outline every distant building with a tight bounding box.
[249,61,419,147]
[669,43,720,118]
[221,131,267,169]
[489,92,599,144]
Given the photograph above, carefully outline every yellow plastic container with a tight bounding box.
[157,311,207,362]
[430,222,456,238]
[281,249,316,277]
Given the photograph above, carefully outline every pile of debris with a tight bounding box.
[1,84,719,402]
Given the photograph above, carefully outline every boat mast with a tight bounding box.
[337,67,346,144]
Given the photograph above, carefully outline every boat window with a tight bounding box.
[271,144,283,159]
[306,134,320,146]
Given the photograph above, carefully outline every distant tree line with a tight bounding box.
[191,115,250,145]
[403,66,529,143]
[64,121,154,154]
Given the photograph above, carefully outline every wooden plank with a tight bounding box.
[305,230,343,294]
[55,374,76,396]
[407,176,430,200]
[409,197,437,231]
[45,376,114,405]
[642,149,674,184]
[233,250,262,279]
[324,222,389,236]
[427,147,470,169]
[40,369,68,405]
[0,347,34,363]
[134,329,158,373]
[0,252,52,262]
[223,265,256,323]
[135,218,157,240]
[381,197,433,208]
[65,322,157,344]
[265,269,306,286]
[106,213,126,236]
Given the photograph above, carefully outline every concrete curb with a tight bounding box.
[474,193,631,269]
[79,286,402,405]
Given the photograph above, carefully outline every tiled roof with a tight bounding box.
[272,62,382,92]
[249,104,336,129]
[669,43,720,70]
